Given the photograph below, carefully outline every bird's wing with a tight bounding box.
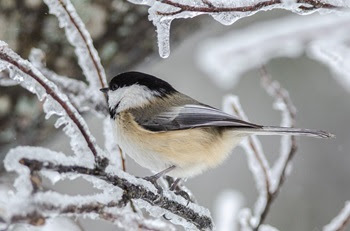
[139,104,262,132]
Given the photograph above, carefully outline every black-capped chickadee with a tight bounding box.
[100,71,333,184]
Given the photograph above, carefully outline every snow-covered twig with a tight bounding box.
[155,0,339,16]
[0,42,105,167]
[323,201,350,231]
[29,48,107,115]
[44,0,107,91]
[255,66,297,229]
[223,67,298,230]
[43,0,127,169]
[13,157,212,230]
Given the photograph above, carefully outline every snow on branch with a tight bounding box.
[1,146,212,230]
[323,201,350,231]
[128,0,346,58]
[222,67,297,230]
[44,0,108,91]
[0,42,105,167]
[196,13,350,89]
[28,48,107,115]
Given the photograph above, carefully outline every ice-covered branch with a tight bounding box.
[222,68,298,230]
[156,0,339,16]
[128,0,346,58]
[255,67,297,229]
[323,201,350,231]
[44,0,108,91]
[0,41,106,167]
[29,48,107,115]
[197,14,350,89]
[10,157,213,230]
[41,0,127,168]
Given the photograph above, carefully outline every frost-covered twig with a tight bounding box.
[156,0,339,16]
[44,0,107,91]
[0,42,106,167]
[29,48,107,115]
[323,201,350,231]
[15,157,212,230]
[43,0,127,169]
[255,66,297,229]
[223,67,298,230]
[6,197,174,231]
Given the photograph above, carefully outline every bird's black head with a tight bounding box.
[108,71,177,96]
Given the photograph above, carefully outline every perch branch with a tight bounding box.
[18,158,213,230]
[156,0,340,16]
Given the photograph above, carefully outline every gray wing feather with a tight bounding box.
[140,104,262,132]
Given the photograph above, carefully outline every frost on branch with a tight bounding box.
[308,39,350,93]
[128,0,345,58]
[323,201,350,231]
[196,13,350,89]
[221,68,297,230]
[28,48,106,115]
[43,0,108,92]
[0,42,103,165]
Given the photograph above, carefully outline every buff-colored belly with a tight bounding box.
[114,112,244,178]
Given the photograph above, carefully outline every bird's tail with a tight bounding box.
[241,126,335,139]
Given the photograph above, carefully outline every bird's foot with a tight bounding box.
[169,178,194,204]
[143,175,164,196]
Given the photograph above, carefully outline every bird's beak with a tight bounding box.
[100,88,109,94]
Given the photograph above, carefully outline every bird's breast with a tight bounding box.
[114,111,243,178]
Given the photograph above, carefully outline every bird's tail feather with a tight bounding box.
[241,126,335,139]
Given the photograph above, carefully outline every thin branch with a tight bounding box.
[18,158,213,230]
[323,201,350,231]
[56,0,107,89]
[0,45,107,168]
[253,66,298,230]
[230,105,271,200]
[156,0,340,16]
[8,200,171,231]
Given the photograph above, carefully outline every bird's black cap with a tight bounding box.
[108,71,177,96]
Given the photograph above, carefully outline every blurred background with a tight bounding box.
[0,1,349,230]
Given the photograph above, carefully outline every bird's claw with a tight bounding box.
[143,176,164,202]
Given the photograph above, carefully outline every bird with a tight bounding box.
[100,71,334,190]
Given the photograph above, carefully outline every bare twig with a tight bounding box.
[156,0,340,16]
